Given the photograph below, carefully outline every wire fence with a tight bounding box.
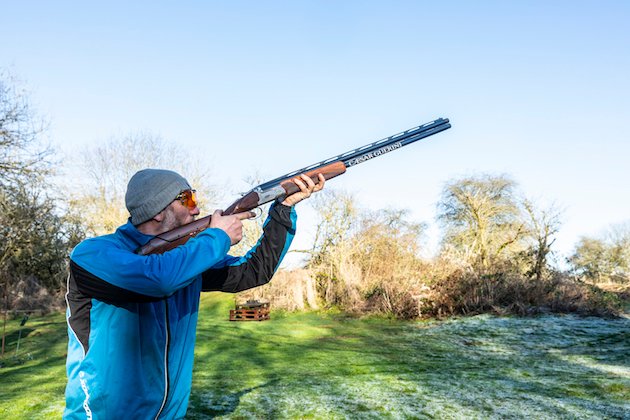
[1,309,44,358]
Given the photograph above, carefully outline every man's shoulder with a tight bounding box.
[71,229,132,260]
[78,232,125,246]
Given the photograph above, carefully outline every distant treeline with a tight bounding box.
[240,186,629,318]
[1,71,628,315]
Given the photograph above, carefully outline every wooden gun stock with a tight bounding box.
[136,217,211,256]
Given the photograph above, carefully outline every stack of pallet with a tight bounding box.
[229,300,270,321]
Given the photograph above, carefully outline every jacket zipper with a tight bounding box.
[155,300,170,419]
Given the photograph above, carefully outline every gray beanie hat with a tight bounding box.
[125,169,192,225]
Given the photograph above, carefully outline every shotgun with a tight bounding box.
[137,117,451,255]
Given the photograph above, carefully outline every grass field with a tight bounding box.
[1,294,629,419]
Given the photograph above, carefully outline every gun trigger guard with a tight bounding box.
[252,208,263,220]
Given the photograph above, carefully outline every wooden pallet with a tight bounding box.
[229,300,270,321]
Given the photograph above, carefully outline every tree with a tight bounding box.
[351,208,426,282]
[303,190,359,306]
[307,189,358,265]
[0,181,82,308]
[522,200,562,281]
[570,222,630,283]
[304,190,428,316]
[570,237,609,282]
[0,70,79,310]
[606,223,630,281]
[229,172,272,256]
[0,71,50,187]
[437,174,527,271]
[68,132,220,236]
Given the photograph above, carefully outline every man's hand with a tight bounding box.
[281,173,325,207]
[210,210,255,245]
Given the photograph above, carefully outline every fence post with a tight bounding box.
[1,310,6,357]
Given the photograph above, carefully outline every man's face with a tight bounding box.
[160,198,200,232]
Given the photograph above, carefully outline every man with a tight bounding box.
[64,168,324,419]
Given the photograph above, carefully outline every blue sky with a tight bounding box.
[2,1,629,262]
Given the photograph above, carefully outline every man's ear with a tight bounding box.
[152,210,165,223]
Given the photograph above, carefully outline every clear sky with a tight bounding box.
[2,1,629,264]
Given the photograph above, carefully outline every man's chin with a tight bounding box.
[178,217,195,227]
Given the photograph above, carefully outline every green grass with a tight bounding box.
[0,311,67,418]
[1,294,629,418]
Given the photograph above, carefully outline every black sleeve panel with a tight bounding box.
[69,260,163,305]
[201,203,295,293]
[66,270,93,353]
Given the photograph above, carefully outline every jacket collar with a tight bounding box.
[116,219,155,247]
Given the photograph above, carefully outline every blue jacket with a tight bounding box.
[64,203,296,419]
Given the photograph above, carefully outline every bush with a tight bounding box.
[239,186,623,320]
[238,269,320,311]
[8,276,64,312]
[421,270,621,318]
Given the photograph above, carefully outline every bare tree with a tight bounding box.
[437,174,527,271]
[300,190,360,306]
[522,200,562,281]
[606,222,630,282]
[307,189,358,264]
[0,70,51,187]
[570,222,630,284]
[228,171,271,256]
[303,190,428,316]
[352,208,426,281]
[68,132,220,236]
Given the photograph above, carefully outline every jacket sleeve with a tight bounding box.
[70,227,231,300]
[201,202,297,293]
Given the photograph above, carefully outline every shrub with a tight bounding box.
[421,270,621,318]
[238,269,320,311]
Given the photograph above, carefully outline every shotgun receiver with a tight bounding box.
[137,117,451,255]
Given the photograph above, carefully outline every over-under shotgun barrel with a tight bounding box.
[137,118,451,255]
